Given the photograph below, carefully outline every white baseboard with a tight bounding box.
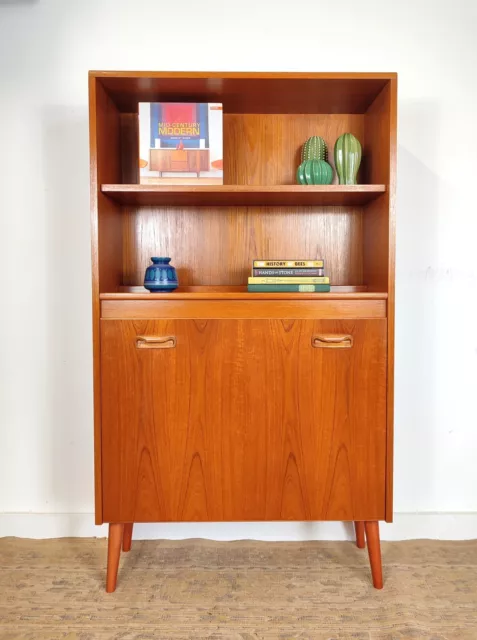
[1,513,476,540]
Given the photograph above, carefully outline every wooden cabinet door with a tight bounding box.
[101,319,387,523]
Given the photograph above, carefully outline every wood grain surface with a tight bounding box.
[224,114,366,185]
[363,84,391,293]
[101,184,386,207]
[89,75,103,522]
[385,78,398,522]
[365,521,384,588]
[90,72,397,533]
[110,285,377,297]
[122,206,364,287]
[91,71,395,114]
[100,299,387,320]
[89,76,124,522]
[355,521,366,549]
[118,112,368,190]
[106,523,123,593]
[100,319,387,522]
[362,80,397,522]
[363,80,397,520]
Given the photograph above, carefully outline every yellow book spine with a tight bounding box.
[253,260,324,268]
[248,277,330,284]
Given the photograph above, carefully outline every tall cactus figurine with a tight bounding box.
[301,136,328,162]
[334,133,362,185]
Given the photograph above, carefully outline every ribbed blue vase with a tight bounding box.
[144,257,178,292]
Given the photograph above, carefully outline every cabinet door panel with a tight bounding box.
[101,319,387,522]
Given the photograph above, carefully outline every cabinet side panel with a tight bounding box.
[363,81,391,293]
[363,83,391,185]
[95,80,123,294]
[386,77,397,521]
[363,79,397,521]
[98,194,123,294]
[363,83,394,519]
[89,75,103,523]
[363,194,389,292]
[120,113,139,183]
[90,77,124,523]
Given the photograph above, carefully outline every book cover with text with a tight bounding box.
[139,102,223,185]
[248,277,329,285]
[253,260,324,268]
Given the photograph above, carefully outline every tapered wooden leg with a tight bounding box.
[106,523,123,593]
[123,523,133,552]
[354,521,366,549]
[364,521,383,589]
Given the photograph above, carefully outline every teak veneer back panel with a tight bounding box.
[225,114,365,186]
[120,113,366,188]
[118,113,369,289]
[122,206,364,286]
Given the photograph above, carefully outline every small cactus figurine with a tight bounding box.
[309,159,333,185]
[334,133,362,185]
[301,136,328,162]
[297,159,333,185]
[296,162,307,185]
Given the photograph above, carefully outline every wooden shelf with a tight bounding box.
[100,285,388,301]
[101,184,386,207]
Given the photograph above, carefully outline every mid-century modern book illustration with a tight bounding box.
[139,102,223,184]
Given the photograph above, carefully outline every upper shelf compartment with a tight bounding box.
[101,184,386,207]
[91,71,396,114]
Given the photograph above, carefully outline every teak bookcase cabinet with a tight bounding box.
[89,71,397,592]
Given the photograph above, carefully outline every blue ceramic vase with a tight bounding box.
[144,257,178,292]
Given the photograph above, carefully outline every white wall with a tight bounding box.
[1,0,476,540]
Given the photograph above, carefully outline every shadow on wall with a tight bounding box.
[395,100,442,512]
[37,99,444,531]
[0,0,39,5]
[42,106,94,526]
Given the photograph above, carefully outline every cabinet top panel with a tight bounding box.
[90,71,397,114]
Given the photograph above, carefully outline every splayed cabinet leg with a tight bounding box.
[354,521,365,549]
[106,523,123,593]
[364,521,383,589]
[123,523,133,552]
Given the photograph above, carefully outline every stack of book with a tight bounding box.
[248,260,330,292]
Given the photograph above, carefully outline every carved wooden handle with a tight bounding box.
[136,335,177,349]
[312,334,353,349]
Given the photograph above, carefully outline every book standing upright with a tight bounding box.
[139,102,223,185]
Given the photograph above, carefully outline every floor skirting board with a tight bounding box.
[0,513,476,540]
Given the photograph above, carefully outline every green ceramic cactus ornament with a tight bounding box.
[334,133,362,185]
[296,159,333,185]
[301,136,328,162]
[309,159,333,185]
[296,162,306,184]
